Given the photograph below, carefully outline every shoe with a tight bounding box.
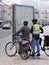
[37,54,40,56]
[31,54,35,56]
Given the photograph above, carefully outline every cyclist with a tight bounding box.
[30,19,43,56]
[14,21,30,53]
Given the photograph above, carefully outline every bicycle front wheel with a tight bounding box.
[44,46,49,57]
[5,42,17,57]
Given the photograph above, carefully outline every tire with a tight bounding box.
[20,50,31,60]
[44,46,49,57]
[5,42,17,57]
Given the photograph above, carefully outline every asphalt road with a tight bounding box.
[0,28,49,65]
[0,28,12,56]
[0,28,12,39]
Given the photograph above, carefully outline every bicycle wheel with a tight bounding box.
[44,46,49,56]
[20,50,31,60]
[5,42,17,57]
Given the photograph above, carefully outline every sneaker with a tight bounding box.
[37,54,40,56]
[31,54,35,56]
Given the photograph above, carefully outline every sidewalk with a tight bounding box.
[0,34,49,65]
[0,53,49,65]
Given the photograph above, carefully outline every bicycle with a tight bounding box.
[5,35,31,60]
[5,35,49,60]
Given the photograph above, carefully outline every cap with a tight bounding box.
[32,19,37,24]
[23,21,28,25]
[32,19,37,22]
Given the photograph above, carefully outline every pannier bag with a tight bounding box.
[44,36,49,46]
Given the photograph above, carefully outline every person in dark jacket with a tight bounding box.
[14,21,30,54]
[14,21,30,40]
[30,19,43,56]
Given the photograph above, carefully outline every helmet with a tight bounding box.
[23,21,28,26]
[32,19,37,24]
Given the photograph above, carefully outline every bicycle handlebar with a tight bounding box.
[12,33,22,37]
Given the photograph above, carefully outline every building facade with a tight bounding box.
[0,2,12,23]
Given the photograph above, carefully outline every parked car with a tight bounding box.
[2,22,11,29]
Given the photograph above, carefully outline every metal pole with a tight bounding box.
[12,4,16,42]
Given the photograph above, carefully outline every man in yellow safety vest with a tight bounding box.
[30,19,43,56]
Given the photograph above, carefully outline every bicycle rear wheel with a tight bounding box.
[5,42,17,57]
[20,50,31,60]
[44,46,49,56]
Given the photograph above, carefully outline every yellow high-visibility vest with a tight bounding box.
[33,24,40,34]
